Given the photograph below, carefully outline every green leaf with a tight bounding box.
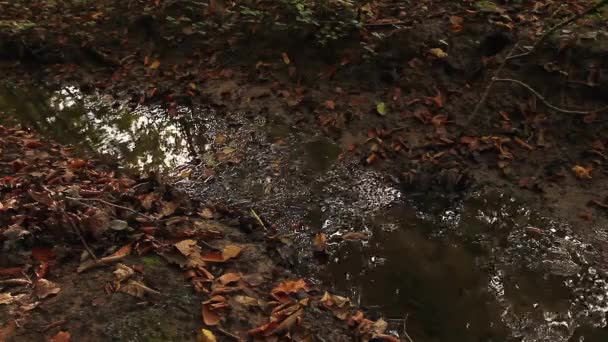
[376,102,388,116]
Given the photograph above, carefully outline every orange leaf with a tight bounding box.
[49,331,71,342]
[324,100,336,110]
[68,159,88,170]
[149,60,161,69]
[572,165,593,179]
[222,245,241,260]
[271,279,309,302]
[217,272,241,285]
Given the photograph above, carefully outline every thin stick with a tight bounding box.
[403,313,415,342]
[463,43,520,130]
[493,78,608,114]
[216,326,243,341]
[65,196,155,221]
[507,0,608,61]
[68,219,98,261]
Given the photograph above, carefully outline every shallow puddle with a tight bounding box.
[2,84,608,341]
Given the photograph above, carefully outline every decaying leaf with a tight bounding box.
[158,200,180,218]
[35,279,61,299]
[320,292,351,320]
[313,233,327,252]
[234,295,261,307]
[0,292,27,305]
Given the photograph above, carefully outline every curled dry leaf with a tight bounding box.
[202,295,229,326]
[35,279,61,299]
[0,292,27,305]
[77,243,133,273]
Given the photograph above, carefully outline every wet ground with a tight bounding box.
[2,84,608,341]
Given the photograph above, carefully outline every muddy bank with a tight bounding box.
[2,0,608,341]
[3,85,608,341]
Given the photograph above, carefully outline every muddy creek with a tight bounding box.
[2,85,608,341]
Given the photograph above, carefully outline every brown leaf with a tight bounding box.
[68,159,88,170]
[158,200,180,218]
[113,263,135,282]
[324,100,336,110]
[202,296,228,326]
[217,272,241,285]
[118,280,160,297]
[271,279,309,303]
[198,207,214,219]
[35,279,61,299]
[49,331,71,342]
[313,233,327,252]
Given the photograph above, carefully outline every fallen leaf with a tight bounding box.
[217,272,241,285]
[199,207,214,219]
[313,233,327,252]
[428,48,448,58]
[376,102,388,116]
[49,331,71,342]
[197,329,217,342]
[271,279,309,302]
[222,245,242,260]
[149,60,161,69]
[35,279,61,299]
[158,200,180,218]
[202,296,228,326]
[572,165,593,179]
[113,263,135,282]
[119,280,160,297]
[68,159,88,170]
[234,295,260,307]
[109,220,129,231]
[325,100,336,110]
[281,52,291,65]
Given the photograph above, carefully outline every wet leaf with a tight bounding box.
[197,329,217,342]
[572,165,592,179]
[35,279,61,299]
[376,102,388,116]
[109,220,129,231]
[49,331,71,342]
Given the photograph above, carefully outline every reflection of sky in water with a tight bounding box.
[44,86,193,173]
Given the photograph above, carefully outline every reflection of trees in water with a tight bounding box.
[0,86,194,173]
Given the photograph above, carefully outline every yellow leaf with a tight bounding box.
[197,329,217,342]
[222,245,242,260]
[428,48,448,58]
[149,60,161,69]
[572,165,592,179]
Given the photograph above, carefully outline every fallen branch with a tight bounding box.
[507,0,608,61]
[493,78,608,115]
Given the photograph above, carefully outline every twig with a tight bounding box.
[216,326,243,341]
[68,219,98,261]
[364,21,411,27]
[493,78,608,114]
[403,313,415,342]
[250,209,268,231]
[463,43,520,130]
[507,0,608,61]
[65,196,155,221]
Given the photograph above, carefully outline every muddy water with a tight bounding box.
[2,85,608,341]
